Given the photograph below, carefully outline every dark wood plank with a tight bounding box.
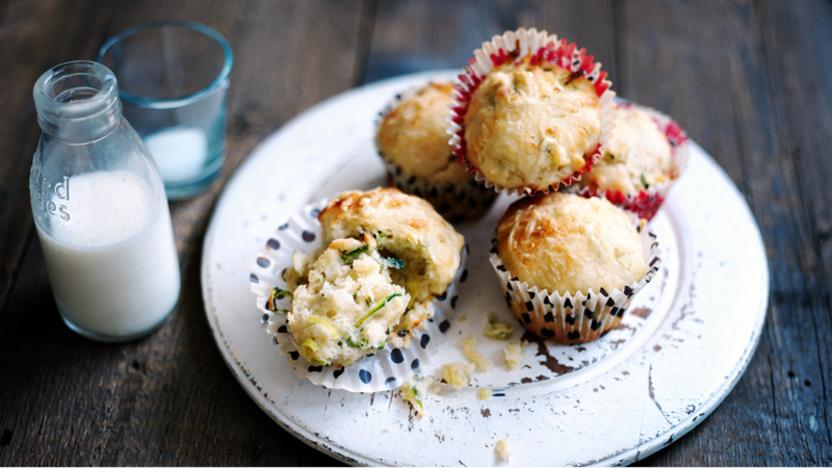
[615,0,832,465]
[0,0,118,330]
[0,0,367,465]
[752,0,832,464]
[364,0,617,84]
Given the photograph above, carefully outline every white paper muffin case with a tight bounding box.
[250,199,469,392]
[570,99,691,221]
[374,84,498,223]
[488,222,660,344]
[447,27,616,196]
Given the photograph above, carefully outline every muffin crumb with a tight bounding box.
[483,313,514,340]
[399,383,426,418]
[462,336,491,372]
[495,438,510,461]
[429,381,445,395]
[503,342,525,370]
[440,363,472,389]
[477,388,491,400]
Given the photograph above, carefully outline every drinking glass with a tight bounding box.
[97,21,233,199]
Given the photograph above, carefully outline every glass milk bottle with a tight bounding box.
[30,61,181,342]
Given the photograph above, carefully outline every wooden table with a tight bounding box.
[1,0,830,465]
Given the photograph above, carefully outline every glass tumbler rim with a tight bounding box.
[97,20,233,109]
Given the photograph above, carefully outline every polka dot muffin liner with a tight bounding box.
[375,84,498,223]
[570,99,690,221]
[447,27,616,196]
[250,199,469,392]
[488,220,660,344]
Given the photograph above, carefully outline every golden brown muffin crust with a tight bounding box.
[376,82,470,183]
[464,61,601,191]
[581,106,674,194]
[496,193,647,294]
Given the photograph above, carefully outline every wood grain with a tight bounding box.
[0,0,830,465]
[0,0,118,332]
[615,0,832,465]
[364,0,617,84]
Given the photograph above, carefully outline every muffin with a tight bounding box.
[449,28,615,195]
[251,193,468,390]
[376,82,497,222]
[490,192,659,343]
[465,61,601,191]
[288,235,411,367]
[318,187,465,309]
[575,102,689,220]
[272,188,465,369]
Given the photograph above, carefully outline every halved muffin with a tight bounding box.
[318,187,464,306]
[284,188,465,367]
[289,236,410,367]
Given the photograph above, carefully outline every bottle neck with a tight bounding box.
[33,61,122,144]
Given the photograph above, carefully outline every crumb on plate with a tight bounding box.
[503,341,524,370]
[462,336,491,372]
[483,313,514,340]
[495,438,510,461]
[399,383,426,418]
[440,362,472,389]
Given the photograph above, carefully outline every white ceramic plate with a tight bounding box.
[201,70,768,466]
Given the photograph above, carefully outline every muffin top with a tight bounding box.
[464,60,601,191]
[318,187,464,302]
[496,192,647,294]
[377,82,470,184]
[289,237,410,367]
[580,105,674,194]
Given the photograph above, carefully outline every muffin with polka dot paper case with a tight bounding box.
[489,192,660,344]
[376,82,497,222]
[250,187,468,392]
[448,28,616,195]
[573,101,690,220]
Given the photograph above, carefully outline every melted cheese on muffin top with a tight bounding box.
[464,61,601,191]
[497,193,647,294]
[581,106,674,194]
[377,82,470,184]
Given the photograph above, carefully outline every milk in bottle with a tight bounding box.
[30,61,181,341]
